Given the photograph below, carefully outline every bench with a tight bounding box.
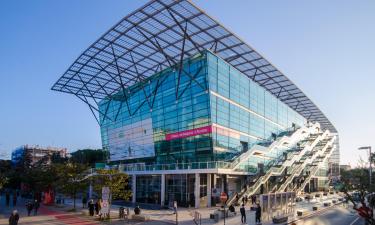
[272,215,288,224]
[297,210,308,216]
[131,214,150,221]
[323,202,331,207]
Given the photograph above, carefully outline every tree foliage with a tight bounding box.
[70,149,108,166]
[54,162,89,209]
[340,166,375,224]
[92,169,131,201]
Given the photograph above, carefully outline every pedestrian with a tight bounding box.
[95,199,101,216]
[240,203,246,224]
[88,199,95,216]
[26,201,33,216]
[82,196,87,208]
[255,203,261,224]
[6,192,10,207]
[33,199,40,215]
[12,193,17,207]
[8,210,19,225]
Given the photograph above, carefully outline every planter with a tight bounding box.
[272,215,288,224]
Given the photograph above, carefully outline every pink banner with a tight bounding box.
[166,125,212,141]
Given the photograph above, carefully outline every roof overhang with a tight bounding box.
[51,0,336,132]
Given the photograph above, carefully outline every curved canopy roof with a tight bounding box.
[52,0,336,132]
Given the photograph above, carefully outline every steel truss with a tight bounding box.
[51,0,336,132]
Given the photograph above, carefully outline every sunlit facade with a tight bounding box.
[52,0,339,208]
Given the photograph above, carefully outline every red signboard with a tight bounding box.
[165,125,212,141]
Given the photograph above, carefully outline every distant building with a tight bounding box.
[11,145,67,166]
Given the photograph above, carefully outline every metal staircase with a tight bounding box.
[226,128,324,206]
[276,134,334,192]
[295,138,336,194]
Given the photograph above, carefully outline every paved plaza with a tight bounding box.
[0,192,356,225]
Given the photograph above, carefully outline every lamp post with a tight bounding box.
[358,146,372,185]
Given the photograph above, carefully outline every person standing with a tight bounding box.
[82,196,87,208]
[12,193,17,207]
[33,200,40,215]
[8,210,19,225]
[88,200,95,216]
[240,203,246,224]
[26,201,33,216]
[95,199,101,216]
[255,203,262,224]
[6,192,10,207]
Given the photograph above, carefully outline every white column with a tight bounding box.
[207,174,212,207]
[132,174,136,203]
[195,173,200,208]
[161,174,165,206]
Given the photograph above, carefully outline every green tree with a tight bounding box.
[340,164,375,224]
[55,162,89,210]
[92,169,131,201]
[70,149,109,166]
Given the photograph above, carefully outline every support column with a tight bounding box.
[161,174,165,206]
[195,173,200,208]
[207,174,212,207]
[132,174,136,204]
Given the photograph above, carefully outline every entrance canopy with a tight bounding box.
[52,0,336,132]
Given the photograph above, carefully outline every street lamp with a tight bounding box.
[358,146,372,185]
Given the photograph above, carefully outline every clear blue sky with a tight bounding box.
[0,0,374,165]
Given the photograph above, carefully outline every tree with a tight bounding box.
[55,162,89,210]
[70,149,109,166]
[92,169,131,202]
[339,160,375,224]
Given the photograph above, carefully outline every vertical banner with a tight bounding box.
[101,187,110,215]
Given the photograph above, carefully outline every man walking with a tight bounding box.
[8,210,19,225]
[34,199,40,215]
[88,199,95,216]
[255,203,262,224]
[240,203,246,224]
[26,201,33,216]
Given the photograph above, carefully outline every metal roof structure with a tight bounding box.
[51,0,336,132]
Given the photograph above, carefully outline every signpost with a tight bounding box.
[220,192,228,225]
[101,187,110,217]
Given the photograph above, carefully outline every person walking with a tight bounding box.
[82,196,87,209]
[94,199,101,216]
[240,203,246,224]
[6,192,10,207]
[26,201,33,216]
[33,199,40,215]
[255,203,262,224]
[12,193,17,207]
[88,199,95,216]
[8,210,19,225]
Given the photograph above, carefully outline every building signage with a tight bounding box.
[165,125,212,141]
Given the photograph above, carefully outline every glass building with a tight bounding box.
[52,0,339,208]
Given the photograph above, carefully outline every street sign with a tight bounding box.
[220,192,228,203]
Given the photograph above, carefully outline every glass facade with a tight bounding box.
[99,51,306,166]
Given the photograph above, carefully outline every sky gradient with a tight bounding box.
[0,0,374,165]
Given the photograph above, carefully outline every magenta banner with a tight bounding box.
[165,125,212,141]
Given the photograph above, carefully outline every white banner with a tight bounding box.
[108,118,155,161]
